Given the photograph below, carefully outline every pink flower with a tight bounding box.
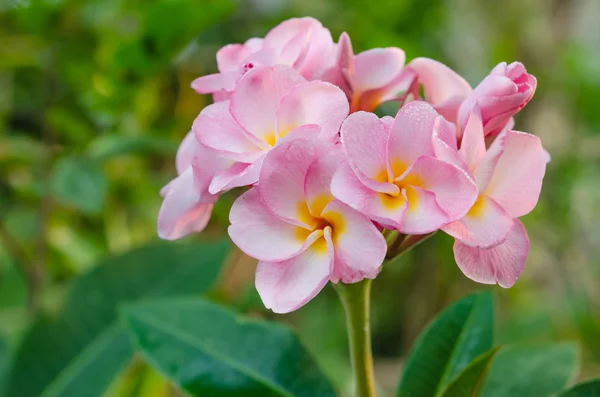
[194,64,349,194]
[439,108,547,287]
[331,101,478,234]
[330,33,408,113]
[157,132,229,240]
[229,137,386,313]
[191,17,335,100]
[457,62,537,138]
[403,58,536,138]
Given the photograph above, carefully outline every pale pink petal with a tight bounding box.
[398,186,449,234]
[194,101,266,162]
[351,48,405,92]
[400,156,477,221]
[175,132,200,174]
[228,188,319,262]
[191,74,225,94]
[323,200,386,283]
[458,107,486,171]
[277,81,349,141]
[405,57,471,120]
[340,111,398,195]
[454,219,529,288]
[388,101,439,170]
[157,167,216,240]
[255,234,334,313]
[208,157,262,194]
[230,65,306,140]
[296,22,335,79]
[304,146,344,217]
[217,44,252,73]
[331,161,406,230]
[442,195,514,249]
[259,137,325,227]
[484,130,547,218]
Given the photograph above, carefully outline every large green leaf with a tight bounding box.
[50,156,107,214]
[559,379,600,396]
[4,241,228,397]
[437,348,499,397]
[480,343,580,397]
[397,291,494,397]
[122,299,337,397]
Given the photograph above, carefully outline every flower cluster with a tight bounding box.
[158,17,547,313]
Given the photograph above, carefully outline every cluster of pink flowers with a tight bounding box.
[158,18,546,313]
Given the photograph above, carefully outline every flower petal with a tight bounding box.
[458,106,486,172]
[194,101,266,162]
[230,65,306,140]
[323,200,386,283]
[442,195,514,248]
[484,130,547,218]
[453,219,529,288]
[208,157,262,194]
[400,156,478,221]
[304,146,344,217]
[157,167,216,240]
[229,188,319,262]
[388,101,438,169]
[351,48,405,93]
[277,81,349,141]
[255,233,334,313]
[340,111,398,195]
[191,73,225,94]
[398,186,449,234]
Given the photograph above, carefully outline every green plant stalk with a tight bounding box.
[334,279,377,397]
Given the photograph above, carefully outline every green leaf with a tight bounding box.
[559,379,600,396]
[397,291,494,397]
[122,299,337,397]
[437,348,500,397]
[4,241,229,397]
[50,156,108,214]
[0,335,9,395]
[480,343,580,397]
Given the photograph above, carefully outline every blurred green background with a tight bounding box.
[1,0,599,396]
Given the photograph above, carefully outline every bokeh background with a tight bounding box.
[1,0,599,395]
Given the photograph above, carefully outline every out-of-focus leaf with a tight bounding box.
[4,241,229,397]
[122,299,337,397]
[559,379,600,396]
[0,134,45,164]
[480,343,580,397]
[437,348,500,397]
[0,335,9,395]
[397,292,494,397]
[50,156,107,214]
[87,135,178,162]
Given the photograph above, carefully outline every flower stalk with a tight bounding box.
[334,279,377,397]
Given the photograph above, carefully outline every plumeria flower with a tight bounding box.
[329,32,408,113]
[157,132,229,240]
[331,101,478,234]
[229,137,386,313]
[438,108,547,287]
[192,17,336,101]
[403,58,536,138]
[194,63,349,194]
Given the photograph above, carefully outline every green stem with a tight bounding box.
[334,279,377,397]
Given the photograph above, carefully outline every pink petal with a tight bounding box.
[304,146,344,217]
[208,158,262,194]
[229,188,320,262]
[402,156,478,221]
[255,231,334,313]
[191,73,225,94]
[458,107,486,172]
[340,111,398,195]
[194,101,266,162]
[454,219,529,288]
[388,101,439,170]
[405,57,471,122]
[277,81,349,141]
[351,47,406,92]
[484,130,547,218]
[323,200,386,283]
[157,167,216,240]
[397,186,449,234]
[259,137,326,228]
[442,195,514,249]
[175,132,200,174]
[230,65,306,141]
[331,161,407,230]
